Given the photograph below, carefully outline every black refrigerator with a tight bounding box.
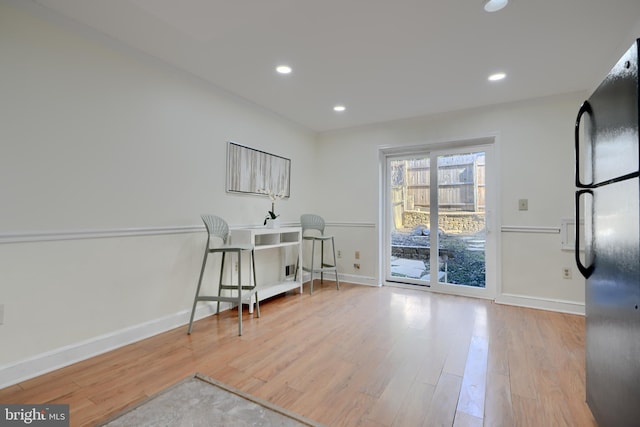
[575,39,640,426]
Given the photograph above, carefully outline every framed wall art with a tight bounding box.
[226,142,291,197]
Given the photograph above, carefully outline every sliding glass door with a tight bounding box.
[384,142,496,298]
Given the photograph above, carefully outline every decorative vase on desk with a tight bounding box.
[266,218,281,229]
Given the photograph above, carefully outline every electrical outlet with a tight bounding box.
[337,250,342,259]
[355,251,360,260]
[285,264,296,277]
[518,199,528,211]
[0,304,4,325]
[562,267,572,279]
[234,262,238,272]
[354,263,360,270]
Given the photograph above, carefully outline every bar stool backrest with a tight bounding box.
[201,214,230,245]
[301,214,325,234]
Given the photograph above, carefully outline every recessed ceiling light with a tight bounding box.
[276,65,292,75]
[484,0,508,12]
[333,105,346,112]
[488,72,506,81]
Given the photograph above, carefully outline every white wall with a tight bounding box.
[316,92,589,312]
[0,1,318,383]
[0,0,597,387]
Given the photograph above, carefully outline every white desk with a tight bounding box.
[230,226,302,312]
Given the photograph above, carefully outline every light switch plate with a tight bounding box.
[518,199,528,211]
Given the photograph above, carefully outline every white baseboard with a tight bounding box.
[338,273,378,287]
[495,293,585,315]
[0,303,219,390]
[301,272,379,288]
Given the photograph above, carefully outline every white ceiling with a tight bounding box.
[28,0,640,132]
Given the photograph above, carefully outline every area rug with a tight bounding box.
[96,373,324,427]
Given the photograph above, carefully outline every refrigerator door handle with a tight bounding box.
[575,189,594,278]
[575,100,639,188]
[575,100,593,188]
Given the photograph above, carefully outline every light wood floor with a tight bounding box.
[0,282,596,427]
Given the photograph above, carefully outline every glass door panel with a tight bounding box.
[435,152,486,288]
[388,156,432,286]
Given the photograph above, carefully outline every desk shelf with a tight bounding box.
[253,241,300,251]
[231,226,302,311]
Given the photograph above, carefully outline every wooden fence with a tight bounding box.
[391,154,485,214]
